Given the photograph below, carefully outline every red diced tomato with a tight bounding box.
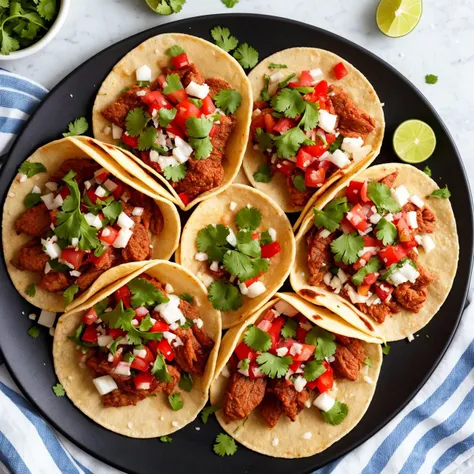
[166,89,188,104]
[346,180,364,204]
[296,148,318,171]
[251,232,260,240]
[156,339,174,361]
[174,99,201,128]
[273,118,294,134]
[250,114,266,139]
[114,286,131,308]
[112,350,122,368]
[249,362,265,379]
[307,361,333,392]
[133,372,154,391]
[305,143,328,158]
[346,203,370,232]
[209,124,217,138]
[244,275,260,288]
[296,325,309,343]
[121,134,139,148]
[60,248,85,270]
[362,235,379,247]
[275,160,295,176]
[99,226,119,245]
[379,244,408,267]
[360,181,371,203]
[315,80,328,97]
[82,325,98,343]
[131,357,149,372]
[234,342,257,362]
[264,114,275,133]
[402,239,418,250]
[107,328,126,339]
[201,95,215,115]
[375,283,394,301]
[340,217,356,234]
[156,75,167,89]
[83,307,98,325]
[363,273,378,286]
[58,186,71,200]
[171,53,189,70]
[289,70,314,88]
[140,346,155,365]
[334,62,349,80]
[305,167,326,188]
[261,241,281,259]
[143,91,173,115]
[268,317,286,351]
[150,321,169,333]
[291,343,316,362]
[178,192,190,206]
[396,216,414,243]
[289,359,302,373]
[49,210,58,226]
[111,182,124,200]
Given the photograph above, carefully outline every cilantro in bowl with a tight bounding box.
[0,0,60,55]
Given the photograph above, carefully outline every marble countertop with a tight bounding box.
[1,0,473,185]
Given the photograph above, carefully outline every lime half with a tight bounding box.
[376,0,422,38]
[393,119,436,163]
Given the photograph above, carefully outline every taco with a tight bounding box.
[291,163,458,341]
[92,33,252,210]
[178,184,296,329]
[53,260,221,438]
[210,292,382,458]
[2,137,180,313]
[243,47,384,224]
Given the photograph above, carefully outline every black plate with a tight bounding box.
[0,14,472,474]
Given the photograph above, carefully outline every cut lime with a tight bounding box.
[376,0,422,38]
[393,119,436,164]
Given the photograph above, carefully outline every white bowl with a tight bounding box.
[0,0,70,60]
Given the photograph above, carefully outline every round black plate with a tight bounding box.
[0,14,472,474]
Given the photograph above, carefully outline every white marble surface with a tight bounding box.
[1,0,473,184]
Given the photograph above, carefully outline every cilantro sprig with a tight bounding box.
[314,197,350,232]
[429,186,451,199]
[19,161,47,178]
[351,256,382,286]
[214,90,242,114]
[63,117,89,137]
[244,325,271,352]
[256,352,292,378]
[305,327,336,360]
[322,400,348,425]
[368,181,401,214]
[214,433,237,456]
[330,233,364,265]
[233,43,258,69]
[208,281,242,311]
[210,26,238,52]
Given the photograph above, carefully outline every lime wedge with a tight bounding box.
[393,119,436,163]
[376,0,422,38]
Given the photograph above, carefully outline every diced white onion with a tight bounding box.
[45,182,58,192]
[133,348,147,358]
[98,335,113,347]
[269,71,285,83]
[103,179,118,192]
[112,362,131,376]
[95,186,107,198]
[268,228,277,241]
[226,229,237,247]
[195,252,209,261]
[210,261,219,272]
[84,213,103,229]
[41,193,57,211]
[93,375,118,395]
[32,185,41,194]
[391,185,410,207]
[407,211,418,229]
[229,201,237,211]
[290,343,303,356]
[274,300,298,316]
[323,272,333,286]
[318,109,338,133]
[293,376,307,392]
[276,347,289,357]
[421,234,436,253]
[42,240,61,259]
[328,149,351,168]
[313,392,336,412]
[193,318,204,329]
[341,137,363,153]
[320,228,331,239]
[352,145,372,162]
[155,294,185,325]
[112,124,123,140]
[136,65,152,82]
[409,194,424,209]
[309,68,323,81]
[337,268,348,284]
[112,228,133,248]
[370,212,382,224]
[185,80,210,99]
[238,282,249,296]
[246,281,267,298]
[117,212,135,229]
[53,194,64,208]
[38,310,56,328]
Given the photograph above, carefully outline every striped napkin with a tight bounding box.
[0,70,473,474]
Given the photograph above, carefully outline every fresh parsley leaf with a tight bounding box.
[179,372,193,392]
[24,192,43,208]
[164,164,186,182]
[274,127,307,158]
[128,278,169,308]
[210,26,238,52]
[281,318,297,339]
[126,108,150,137]
[28,326,40,338]
[253,163,272,183]
[244,325,271,352]
[299,101,320,131]
[429,186,451,199]
[221,0,238,7]
[255,128,274,152]
[322,400,348,425]
[208,281,242,311]
[305,327,336,360]
[313,197,350,232]
[260,74,270,102]
[278,73,296,88]
[272,88,305,118]
[233,43,258,69]
[331,233,364,265]
[268,63,288,70]
[368,181,401,214]
[259,230,272,245]
[257,352,292,378]
[25,284,36,297]
[423,165,432,177]
[152,352,172,382]
[375,217,398,245]
[18,161,46,178]
[196,224,230,261]
[52,383,65,397]
[158,108,177,128]
[364,357,373,367]
[351,256,382,286]
[166,45,185,57]
[201,405,220,423]
[304,359,327,381]
[138,127,158,151]
[63,117,88,137]
[214,89,242,114]
[425,74,438,85]
[214,433,237,456]
[235,206,262,231]
[382,343,391,355]
[189,136,213,159]
[163,74,184,94]
[186,116,214,138]
[180,293,193,304]
[329,134,344,153]
[168,393,184,411]
[236,230,261,258]
[63,284,79,306]
[292,174,306,192]
[159,435,172,443]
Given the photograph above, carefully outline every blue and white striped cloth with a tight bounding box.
[0,70,473,474]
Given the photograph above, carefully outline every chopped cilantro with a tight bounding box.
[368,181,401,214]
[210,26,238,52]
[196,224,230,261]
[257,352,292,378]
[213,433,237,456]
[233,43,258,69]
[100,302,135,330]
[179,372,193,392]
[351,256,382,286]
[138,127,158,151]
[25,284,36,297]
[180,293,193,304]
[235,206,262,231]
[322,400,348,425]
[158,108,177,128]
[375,217,398,245]
[268,63,288,70]
[28,326,40,338]
[102,200,123,224]
[429,186,451,199]
[152,0,186,15]
[108,338,121,355]
[330,232,364,265]
[423,165,432,177]
[164,164,187,182]
[208,281,242,311]
[329,134,344,153]
[253,163,272,183]
[138,315,154,332]
[425,74,438,85]
[281,318,297,339]
[305,327,336,360]
[274,127,307,158]
[278,73,296,88]
[259,230,273,245]
[168,393,184,411]
[24,192,42,208]
[214,90,242,114]
[166,45,185,57]
[244,325,271,352]
[186,116,214,138]
[188,98,202,108]
[163,74,184,94]
[126,108,150,137]
[364,357,373,367]
[123,352,136,363]
[240,358,250,370]
[189,136,213,159]
[255,128,274,152]
[313,197,350,232]
[260,74,271,102]
[63,284,79,306]
[52,383,65,397]
[63,117,88,137]
[304,359,327,381]
[18,161,46,178]
[299,101,320,131]
[137,81,150,87]
[382,343,391,355]
[160,435,173,443]
[201,405,220,423]
[236,230,261,258]
[152,352,171,382]
[223,251,258,281]
[128,278,169,308]
[221,0,238,7]
[292,174,307,192]
[272,88,305,118]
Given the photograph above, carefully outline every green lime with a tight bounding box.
[393,119,436,164]
[376,0,422,38]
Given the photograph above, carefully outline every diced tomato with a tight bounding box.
[379,244,408,267]
[353,248,377,270]
[274,160,295,176]
[155,75,167,89]
[360,181,371,203]
[252,232,260,240]
[107,328,126,339]
[346,180,364,204]
[112,350,122,368]
[261,242,281,259]
[264,114,276,133]
[244,275,260,288]
[178,192,190,206]
[306,142,328,158]
[396,216,413,243]
[250,115,266,139]
[273,118,294,134]
[49,210,58,226]
[99,226,118,245]
[171,53,190,69]
[291,343,316,362]
[249,362,265,379]
[362,235,379,247]
[375,283,394,302]
[58,186,71,200]
[174,99,201,128]
[209,124,217,138]
[166,89,188,104]
[402,239,418,250]
[296,148,318,171]
[111,182,124,200]
[156,339,174,361]
[114,286,131,308]
[268,317,286,351]
[133,372,154,391]
[121,134,139,148]
[201,95,215,115]
[307,361,333,392]
[325,135,336,147]
[140,346,155,365]
[315,80,328,97]
[296,325,309,343]
[234,342,257,362]
[289,359,302,373]
[305,167,326,188]
[346,203,370,232]
[134,306,149,321]
[83,307,98,325]
[289,70,314,88]
[143,91,173,115]
[86,188,100,205]
[150,321,169,333]
[82,325,98,343]
[334,62,349,80]
[60,248,85,270]
[256,310,277,332]
[131,357,149,372]
[363,273,378,285]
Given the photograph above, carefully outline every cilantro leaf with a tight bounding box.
[52,383,65,397]
[313,197,350,232]
[100,302,135,331]
[429,186,451,199]
[292,174,306,192]
[128,278,169,308]
[425,74,438,84]
[28,326,40,338]
[221,0,238,7]
[180,293,193,304]
[299,101,320,131]
[253,163,272,183]
[19,161,46,178]
[244,325,271,352]
[138,314,154,332]
[351,256,382,286]
[382,343,391,355]
[178,372,193,392]
[25,284,36,297]
[256,352,292,378]
[213,433,237,457]
[158,108,177,128]
[259,230,272,245]
[236,231,261,258]
[152,352,172,382]
[154,0,186,15]
[186,116,214,138]
[160,435,172,443]
[364,357,373,367]
[102,200,123,223]
[189,137,213,159]
[126,108,150,137]
[331,232,364,265]
[62,117,88,137]
[223,251,255,281]
[24,192,43,208]
[305,327,336,360]
[329,134,344,153]
[375,217,398,245]
[208,281,242,311]
[278,73,296,88]
[281,318,297,339]
[235,206,262,230]
[214,89,242,114]
[63,284,79,306]
[196,224,230,261]
[201,405,220,423]
[304,359,327,382]
[368,181,401,214]
[272,88,305,118]
[274,127,307,158]
[210,26,238,52]
[233,43,258,69]
[260,75,270,102]
[188,98,202,108]
[138,127,157,151]
[164,164,186,182]
[168,393,184,411]
[322,400,348,425]
[37,0,57,21]
[166,45,185,57]
[423,165,432,177]
[268,63,287,70]
[163,74,184,94]
[1,29,20,55]
[255,128,274,152]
